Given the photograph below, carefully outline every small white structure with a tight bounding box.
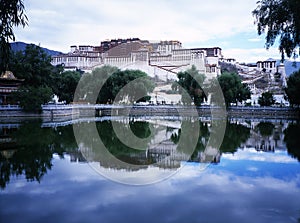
[257,59,277,74]
[245,94,289,107]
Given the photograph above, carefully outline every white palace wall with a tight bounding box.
[52,44,221,80]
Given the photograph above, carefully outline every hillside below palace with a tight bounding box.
[51,38,223,81]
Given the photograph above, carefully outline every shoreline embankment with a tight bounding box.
[0,104,299,120]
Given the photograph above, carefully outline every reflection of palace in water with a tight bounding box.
[79,120,222,171]
[81,120,290,171]
[69,151,87,163]
[79,140,220,171]
[240,121,288,152]
[0,124,19,159]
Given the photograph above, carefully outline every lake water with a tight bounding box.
[1,117,300,223]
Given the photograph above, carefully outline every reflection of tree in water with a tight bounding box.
[73,120,159,171]
[220,122,251,154]
[171,120,251,159]
[284,122,300,162]
[78,120,200,170]
[254,122,276,152]
[0,122,79,189]
[171,121,210,161]
[0,122,53,189]
[95,120,154,165]
[51,125,79,157]
[130,120,151,139]
[256,122,275,137]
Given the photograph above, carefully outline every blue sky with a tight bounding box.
[14,0,284,63]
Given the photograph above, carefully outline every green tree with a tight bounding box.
[9,44,55,87]
[9,44,81,111]
[0,0,28,73]
[13,86,53,113]
[108,69,155,103]
[258,91,275,106]
[252,0,300,60]
[9,44,57,112]
[81,66,155,104]
[51,70,81,103]
[136,95,151,103]
[216,72,251,106]
[172,65,206,106]
[78,65,119,103]
[285,69,300,106]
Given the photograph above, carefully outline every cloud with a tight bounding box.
[16,0,292,63]
[248,38,263,42]
[15,0,260,55]
[222,148,298,163]
[223,47,281,63]
[2,158,300,223]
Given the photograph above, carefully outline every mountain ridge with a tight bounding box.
[10,42,62,56]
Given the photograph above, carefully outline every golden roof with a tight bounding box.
[1,150,16,159]
[0,71,17,80]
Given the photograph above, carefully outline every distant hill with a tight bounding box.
[10,42,62,56]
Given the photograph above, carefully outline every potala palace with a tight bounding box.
[51,38,289,105]
[51,38,222,81]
